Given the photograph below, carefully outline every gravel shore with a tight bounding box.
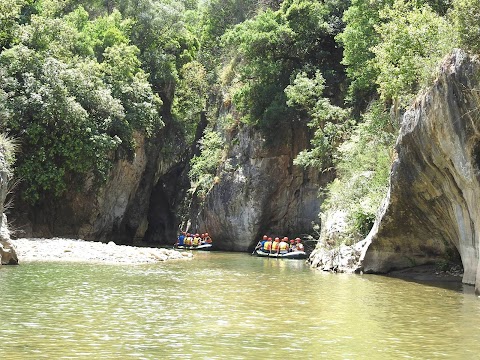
[10,238,192,264]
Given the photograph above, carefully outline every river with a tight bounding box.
[1,251,479,359]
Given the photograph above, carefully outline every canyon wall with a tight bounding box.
[360,50,480,292]
[189,124,332,251]
[11,124,187,246]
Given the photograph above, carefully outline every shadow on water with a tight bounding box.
[380,264,470,293]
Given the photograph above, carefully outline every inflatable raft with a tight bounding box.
[175,244,213,251]
[255,249,307,259]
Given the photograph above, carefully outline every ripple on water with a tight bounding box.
[1,255,480,359]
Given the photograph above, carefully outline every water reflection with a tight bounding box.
[1,252,479,359]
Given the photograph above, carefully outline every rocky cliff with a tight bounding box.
[361,50,480,289]
[189,124,333,251]
[11,122,189,246]
[311,50,480,291]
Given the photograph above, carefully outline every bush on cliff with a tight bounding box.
[188,130,224,199]
[450,0,480,54]
[321,102,396,241]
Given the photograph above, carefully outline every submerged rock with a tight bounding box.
[358,50,480,292]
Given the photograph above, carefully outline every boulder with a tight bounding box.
[359,50,480,292]
[0,238,18,265]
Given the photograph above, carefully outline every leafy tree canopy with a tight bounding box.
[0,2,163,203]
[222,0,348,132]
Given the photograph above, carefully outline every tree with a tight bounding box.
[0,0,28,49]
[286,71,350,169]
[0,3,163,202]
[222,0,348,132]
[0,46,123,201]
[173,61,208,143]
[336,0,392,110]
[450,0,480,54]
[372,0,455,107]
[120,0,199,113]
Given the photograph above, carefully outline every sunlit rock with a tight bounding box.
[190,125,332,251]
[360,49,480,292]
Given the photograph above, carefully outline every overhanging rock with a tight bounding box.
[360,49,480,292]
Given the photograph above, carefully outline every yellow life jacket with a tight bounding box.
[193,237,200,246]
[279,241,288,251]
[296,243,304,251]
[264,241,272,251]
[272,241,280,251]
[185,237,192,246]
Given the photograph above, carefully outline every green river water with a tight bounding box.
[1,251,480,359]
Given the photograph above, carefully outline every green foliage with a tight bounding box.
[322,102,397,239]
[0,134,17,171]
[450,0,480,54]
[200,0,257,42]
[338,0,454,110]
[0,46,121,201]
[0,0,27,49]
[222,0,347,131]
[336,0,391,109]
[121,0,199,101]
[173,61,208,143]
[372,0,455,107]
[286,71,350,169]
[189,130,224,198]
[0,3,163,203]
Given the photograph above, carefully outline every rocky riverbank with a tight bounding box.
[10,238,192,264]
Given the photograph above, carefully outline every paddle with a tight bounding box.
[251,241,261,255]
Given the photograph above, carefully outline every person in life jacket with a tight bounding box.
[204,233,212,244]
[176,232,185,247]
[272,237,280,253]
[192,233,201,247]
[185,233,193,247]
[263,237,273,252]
[278,237,289,254]
[255,235,268,251]
[289,239,296,252]
[295,238,304,252]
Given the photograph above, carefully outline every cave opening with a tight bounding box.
[142,161,188,246]
[142,179,177,246]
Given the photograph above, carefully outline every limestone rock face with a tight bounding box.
[360,50,480,291]
[12,132,149,241]
[190,125,332,251]
[12,129,185,245]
